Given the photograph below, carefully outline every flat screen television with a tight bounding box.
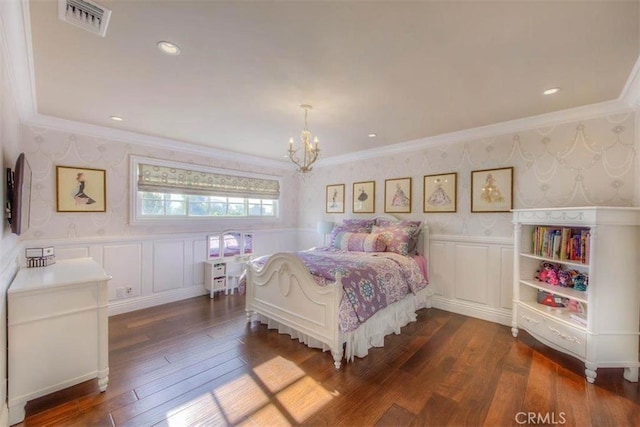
[6,153,32,235]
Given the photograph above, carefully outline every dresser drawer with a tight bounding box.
[516,304,545,336]
[543,320,586,358]
[212,277,226,290]
[517,304,586,359]
[212,263,226,276]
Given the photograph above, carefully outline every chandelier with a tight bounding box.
[288,104,320,173]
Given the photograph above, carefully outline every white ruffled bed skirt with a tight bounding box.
[254,286,434,364]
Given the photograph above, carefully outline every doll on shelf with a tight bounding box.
[557,270,572,288]
[573,274,588,292]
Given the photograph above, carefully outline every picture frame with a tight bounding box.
[56,166,106,212]
[352,180,375,214]
[471,167,513,213]
[384,177,412,213]
[423,172,457,213]
[326,184,345,213]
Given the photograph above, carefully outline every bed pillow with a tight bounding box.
[376,219,422,229]
[332,232,387,252]
[343,219,375,232]
[371,224,421,256]
[329,220,375,246]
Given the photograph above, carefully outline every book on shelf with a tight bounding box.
[531,226,590,263]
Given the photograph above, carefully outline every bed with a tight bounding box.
[244,216,433,369]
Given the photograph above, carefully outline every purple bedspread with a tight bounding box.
[245,248,428,331]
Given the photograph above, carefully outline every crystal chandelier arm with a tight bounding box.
[288,147,305,170]
[287,104,320,173]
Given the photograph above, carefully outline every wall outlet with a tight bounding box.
[125,287,133,296]
[116,287,125,298]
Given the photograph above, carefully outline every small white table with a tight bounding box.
[204,255,251,297]
[7,258,111,424]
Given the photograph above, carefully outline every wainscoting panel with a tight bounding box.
[500,247,514,310]
[428,241,447,297]
[430,235,513,326]
[152,240,185,293]
[56,246,90,260]
[22,229,299,316]
[103,243,142,300]
[454,244,489,304]
[192,238,207,288]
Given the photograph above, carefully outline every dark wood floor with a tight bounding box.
[16,294,640,426]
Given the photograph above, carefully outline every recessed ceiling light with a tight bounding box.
[543,87,561,95]
[110,116,123,121]
[368,133,377,138]
[157,41,181,56]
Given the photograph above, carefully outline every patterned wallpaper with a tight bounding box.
[300,113,637,237]
[20,125,300,239]
[16,112,637,240]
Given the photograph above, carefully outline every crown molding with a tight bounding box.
[27,114,291,170]
[620,55,640,108]
[0,0,37,120]
[318,98,634,167]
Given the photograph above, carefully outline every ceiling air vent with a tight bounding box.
[58,0,112,37]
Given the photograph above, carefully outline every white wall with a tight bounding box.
[0,8,28,425]
[16,123,305,314]
[299,112,637,325]
[21,125,300,239]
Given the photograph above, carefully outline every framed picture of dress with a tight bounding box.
[384,177,411,213]
[326,184,345,213]
[471,167,513,213]
[423,172,457,213]
[56,166,106,212]
[352,181,375,214]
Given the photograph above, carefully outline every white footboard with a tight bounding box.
[245,252,345,368]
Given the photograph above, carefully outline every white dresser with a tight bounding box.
[8,258,111,424]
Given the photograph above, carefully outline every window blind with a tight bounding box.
[137,163,280,200]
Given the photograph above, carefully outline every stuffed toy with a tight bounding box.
[567,299,584,313]
[573,274,588,292]
[557,270,572,287]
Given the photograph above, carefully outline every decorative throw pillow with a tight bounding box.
[329,220,375,246]
[332,232,387,252]
[376,219,422,229]
[343,219,375,232]
[371,224,421,256]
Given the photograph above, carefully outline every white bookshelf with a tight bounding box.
[512,207,640,383]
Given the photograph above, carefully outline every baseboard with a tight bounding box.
[431,295,512,327]
[108,286,208,316]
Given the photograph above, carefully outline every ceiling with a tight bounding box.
[27,1,639,163]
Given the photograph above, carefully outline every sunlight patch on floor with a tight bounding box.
[238,403,293,427]
[166,392,221,426]
[214,374,270,424]
[276,376,334,423]
[166,356,334,425]
[253,355,306,393]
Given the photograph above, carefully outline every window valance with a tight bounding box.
[137,163,280,200]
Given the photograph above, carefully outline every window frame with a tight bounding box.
[130,155,281,225]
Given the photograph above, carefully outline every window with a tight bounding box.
[131,156,280,222]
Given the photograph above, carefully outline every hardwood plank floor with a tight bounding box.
[15,295,640,426]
